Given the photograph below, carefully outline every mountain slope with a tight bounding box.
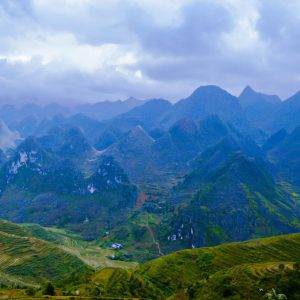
[0,135,137,239]
[239,86,281,131]
[239,86,281,107]
[75,97,146,121]
[267,126,300,188]
[136,233,300,299]
[0,119,20,150]
[160,153,300,252]
[110,98,172,132]
[105,116,251,188]
[272,91,300,132]
[162,85,242,127]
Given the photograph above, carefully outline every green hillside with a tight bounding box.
[82,233,300,299]
[158,153,300,252]
[0,226,89,288]
[0,222,299,299]
[0,219,136,289]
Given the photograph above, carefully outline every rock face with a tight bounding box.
[0,133,137,240]
[0,119,20,150]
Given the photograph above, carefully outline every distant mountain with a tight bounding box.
[160,153,300,251]
[94,126,123,150]
[104,125,157,184]
[0,119,20,150]
[272,91,300,132]
[0,149,7,166]
[239,86,281,132]
[153,115,232,165]
[178,134,263,197]
[239,86,281,106]
[39,127,93,160]
[109,99,172,132]
[266,126,300,187]
[162,85,241,126]
[0,134,137,239]
[0,98,144,138]
[33,114,105,145]
[262,128,288,152]
[159,85,264,142]
[104,115,263,189]
[75,97,146,121]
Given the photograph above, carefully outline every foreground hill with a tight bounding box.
[0,219,136,291]
[72,233,300,299]
[0,220,90,288]
[138,233,300,299]
[0,221,299,298]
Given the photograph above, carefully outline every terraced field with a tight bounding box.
[22,224,137,269]
[0,230,89,287]
[138,232,300,285]
[0,219,136,288]
[131,233,300,298]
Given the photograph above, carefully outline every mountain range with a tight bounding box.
[0,84,299,298]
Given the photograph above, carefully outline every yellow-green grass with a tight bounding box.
[137,233,300,295]
[1,219,136,269]
[0,219,136,288]
[0,230,89,287]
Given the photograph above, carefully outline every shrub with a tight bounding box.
[43,282,55,296]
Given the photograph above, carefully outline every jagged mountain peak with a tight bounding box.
[239,86,281,106]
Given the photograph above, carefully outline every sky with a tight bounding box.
[0,0,300,104]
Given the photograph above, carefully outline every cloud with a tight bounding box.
[0,0,299,104]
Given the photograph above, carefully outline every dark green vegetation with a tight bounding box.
[157,153,300,252]
[0,130,137,239]
[4,232,298,299]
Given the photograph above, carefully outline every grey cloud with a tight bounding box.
[0,0,299,103]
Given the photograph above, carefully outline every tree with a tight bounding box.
[278,264,285,272]
[44,282,55,296]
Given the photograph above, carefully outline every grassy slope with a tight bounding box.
[0,219,136,288]
[21,223,137,269]
[135,233,300,297]
[0,231,89,287]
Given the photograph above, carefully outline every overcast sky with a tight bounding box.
[0,0,300,104]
